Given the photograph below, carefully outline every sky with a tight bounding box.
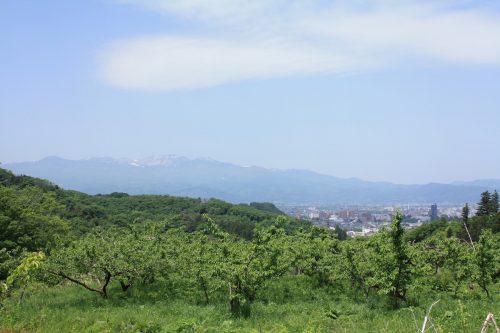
[1,0,500,184]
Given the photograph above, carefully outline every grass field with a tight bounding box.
[1,279,498,333]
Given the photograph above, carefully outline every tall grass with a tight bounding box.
[0,278,498,332]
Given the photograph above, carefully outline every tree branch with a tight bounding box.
[480,313,500,333]
[421,300,440,333]
[49,270,106,298]
[463,222,476,251]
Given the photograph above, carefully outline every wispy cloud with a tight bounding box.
[101,0,500,90]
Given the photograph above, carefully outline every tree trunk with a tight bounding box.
[478,281,491,298]
[230,296,241,317]
[101,270,112,298]
[120,280,131,292]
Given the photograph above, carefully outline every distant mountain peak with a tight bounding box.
[128,155,189,167]
[34,155,227,168]
[41,155,65,162]
[3,156,499,204]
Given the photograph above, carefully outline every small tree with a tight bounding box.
[339,238,375,297]
[292,226,339,287]
[489,190,499,215]
[364,212,412,307]
[460,203,476,248]
[474,230,497,298]
[389,212,412,305]
[476,191,491,217]
[416,235,447,276]
[46,227,162,298]
[462,203,470,224]
[2,252,45,303]
[442,238,474,296]
[223,223,292,318]
[181,215,228,305]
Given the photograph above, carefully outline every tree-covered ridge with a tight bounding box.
[0,167,59,192]
[0,167,311,282]
[0,167,310,242]
[0,167,499,332]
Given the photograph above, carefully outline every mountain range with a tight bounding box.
[3,156,499,205]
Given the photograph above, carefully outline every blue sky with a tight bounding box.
[1,0,500,184]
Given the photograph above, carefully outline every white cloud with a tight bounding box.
[100,36,362,90]
[101,0,500,90]
[119,0,275,22]
[301,4,500,64]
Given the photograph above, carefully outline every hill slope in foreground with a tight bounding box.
[0,167,499,332]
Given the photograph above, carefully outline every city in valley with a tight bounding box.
[281,203,471,237]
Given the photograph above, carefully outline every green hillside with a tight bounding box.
[0,168,499,332]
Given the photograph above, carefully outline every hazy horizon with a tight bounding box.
[3,154,500,186]
[2,0,500,184]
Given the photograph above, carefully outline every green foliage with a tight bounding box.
[5,252,45,290]
[477,191,492,216]
[0,186,69,251]
[1,251,45,305]
[46,226,168,298]
[459,213,500,242]
[476,190,499,217]
[0,168,58,192]
[222,224,294,317]
[0,282,497,332]
[490,190,499,214]
[248,202,284,215]
[474,229,498,297]
[388,212,412,304]
[412,236,446,291]
[354,213,413,307]
[462,203,470,223]
[405,219,448,243]
[0,168,499,330]
[291,227,340,287]
[0,248,22,281]
[442,237,474,296]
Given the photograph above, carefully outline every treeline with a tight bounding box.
[405,191,500,244]
[0,167,315,275]
[475,190,499,217]
[0,167,314,281]
[0,167,499,319]
[5,213,498,318]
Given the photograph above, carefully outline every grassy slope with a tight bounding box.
[1,280,498,333]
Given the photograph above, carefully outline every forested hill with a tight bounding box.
[0,166,306,249]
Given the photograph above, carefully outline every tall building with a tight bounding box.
[430,204,438,221]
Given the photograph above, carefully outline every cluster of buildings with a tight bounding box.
[281,203,472,237]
